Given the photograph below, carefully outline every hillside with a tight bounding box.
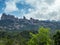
[0,13,60,31]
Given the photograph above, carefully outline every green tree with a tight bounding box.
[53,30,60,45]
[28,27,52,45]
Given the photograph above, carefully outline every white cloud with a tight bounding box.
[4,0,20,13]
[3,0,60,21]
[23,0,60,21]
[0,13,2,19]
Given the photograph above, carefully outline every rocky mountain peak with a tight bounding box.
[0,13,60,31]
[1,13,17,21]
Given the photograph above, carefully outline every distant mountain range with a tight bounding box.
[0,13,60,31]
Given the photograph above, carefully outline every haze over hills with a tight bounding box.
[0,13,60,31]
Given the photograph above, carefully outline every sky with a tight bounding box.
[0,0,60,21]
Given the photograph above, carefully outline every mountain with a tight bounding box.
[0,13,60,31]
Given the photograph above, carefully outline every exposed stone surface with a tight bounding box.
[0,13,60,31]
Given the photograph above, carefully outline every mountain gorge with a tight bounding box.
[0,13,60,31]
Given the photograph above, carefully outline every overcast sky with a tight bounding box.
[0,0,60,21]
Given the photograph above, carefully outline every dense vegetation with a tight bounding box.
[0,27,60,45]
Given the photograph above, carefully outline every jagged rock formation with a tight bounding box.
[1,13,15,20]
[0,13,60,31]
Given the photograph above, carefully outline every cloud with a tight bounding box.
[45,0,55,5]
[0,13,2,19]
[4,0,33,16]
[4,0,19,13]
[23,0,60,21]
[3,0,60,21]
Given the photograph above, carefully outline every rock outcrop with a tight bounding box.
[0,13,60,31]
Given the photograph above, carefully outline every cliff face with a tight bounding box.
[1,13,15,20]
[0,13,60,31]
[0,13,39,31]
